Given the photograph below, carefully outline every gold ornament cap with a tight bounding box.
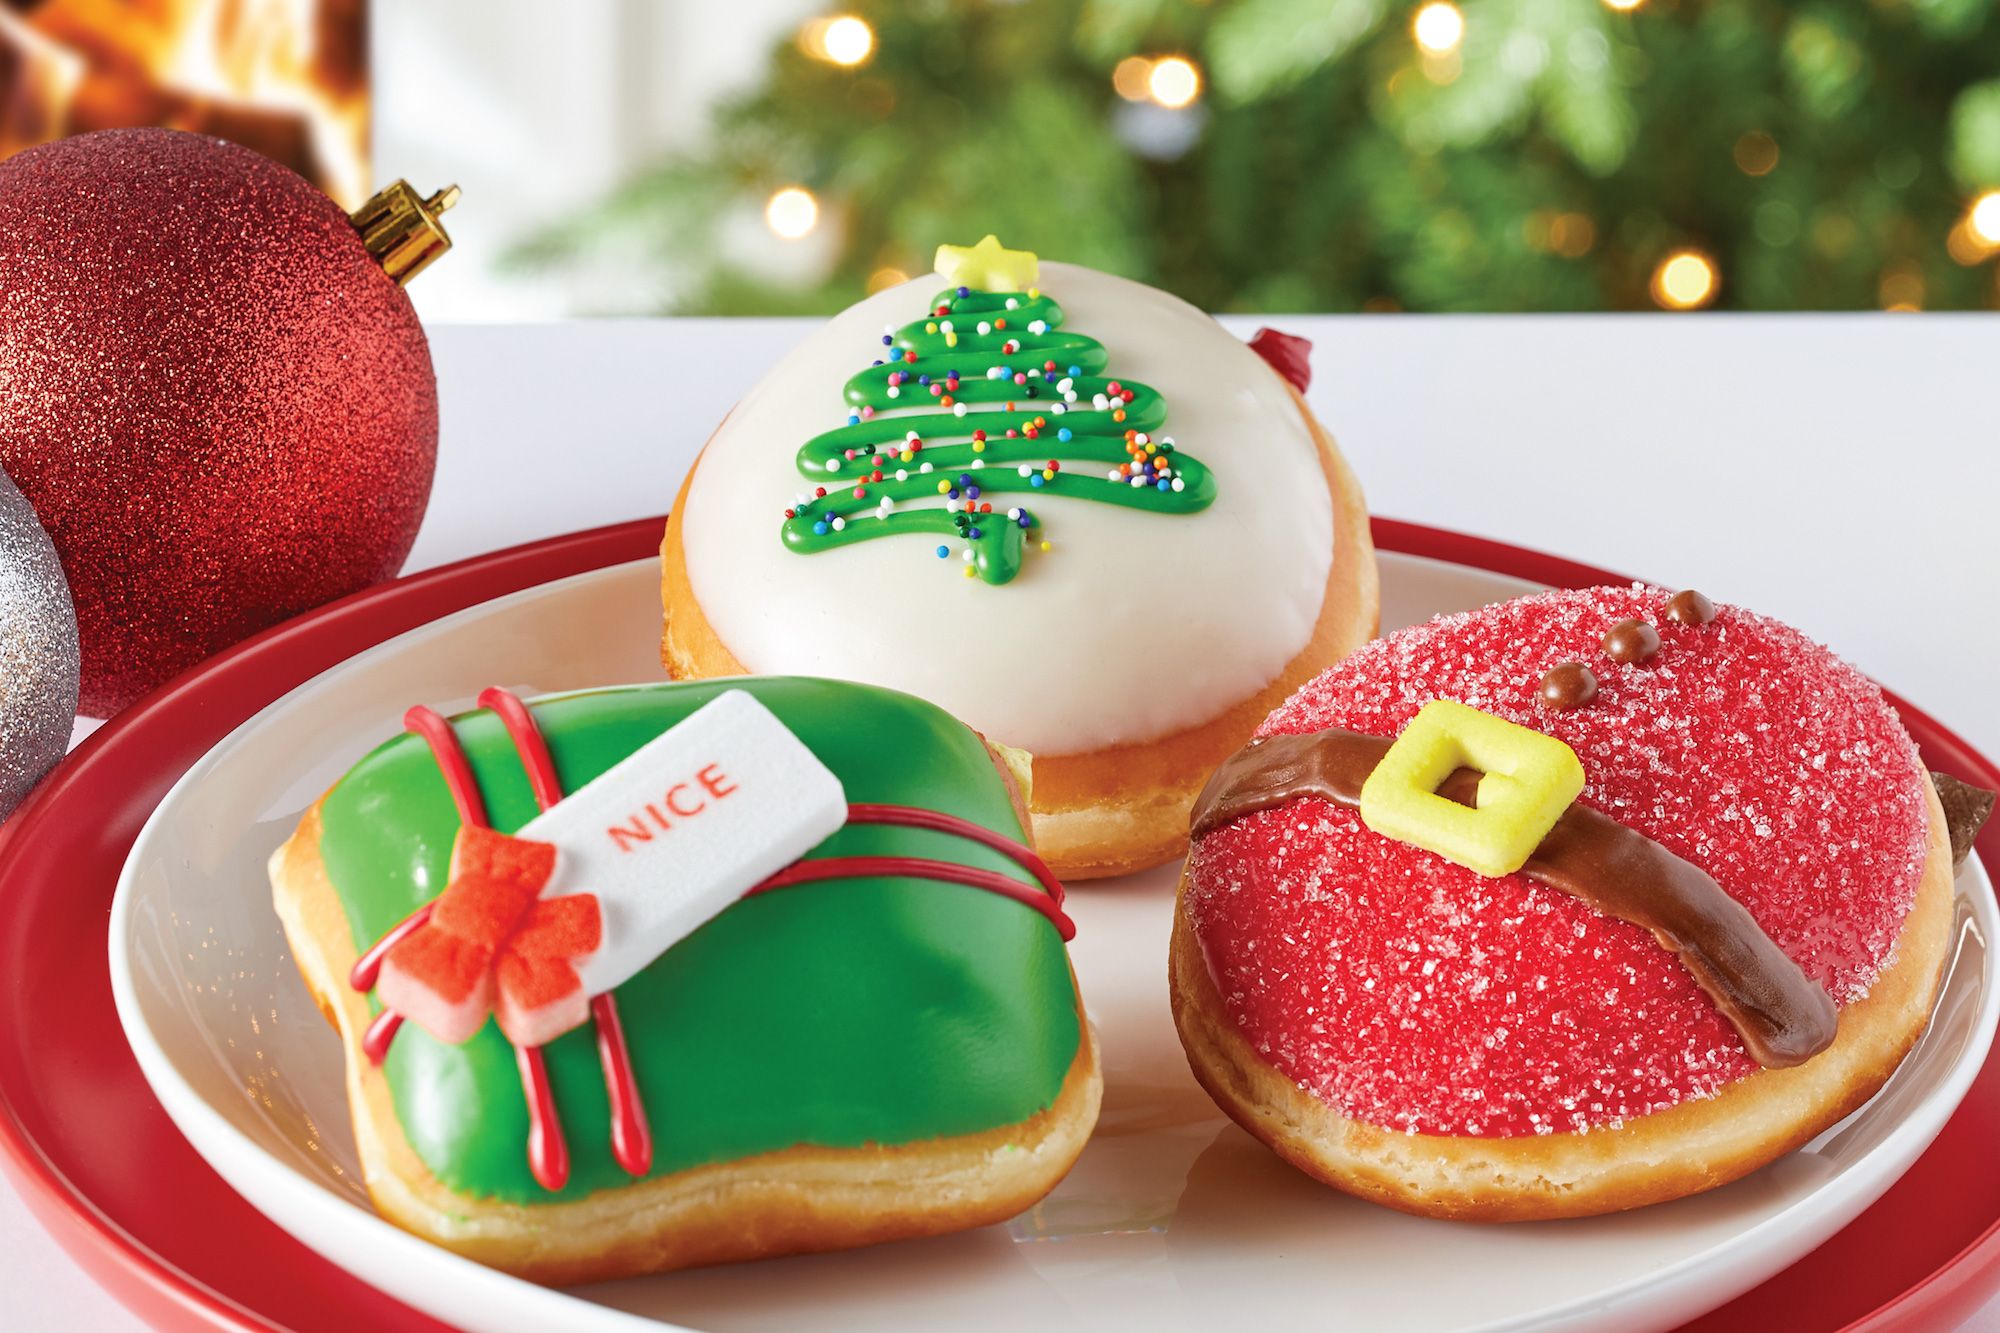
[350,180,460,286]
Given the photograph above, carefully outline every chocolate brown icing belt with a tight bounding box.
[1190,729,1840,1068]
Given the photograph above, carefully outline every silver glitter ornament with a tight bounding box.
[0,467,79,818]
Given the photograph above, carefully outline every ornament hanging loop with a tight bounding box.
[350,180,460,286]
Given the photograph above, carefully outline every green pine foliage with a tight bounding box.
[510,0,2000,313]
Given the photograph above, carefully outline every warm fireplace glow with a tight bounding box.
[0,0,367,205]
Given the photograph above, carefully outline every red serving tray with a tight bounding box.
[0,517,1993,1333]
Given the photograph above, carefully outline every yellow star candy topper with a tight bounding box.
[934,235,1039,293]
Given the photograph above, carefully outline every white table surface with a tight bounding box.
[7,314,1997,1331]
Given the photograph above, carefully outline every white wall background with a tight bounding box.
[377,0,830,321]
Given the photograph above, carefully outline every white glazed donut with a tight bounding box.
[662,254,1378,877]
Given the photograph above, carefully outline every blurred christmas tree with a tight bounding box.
[509,0,2000,313]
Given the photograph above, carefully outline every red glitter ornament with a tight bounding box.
[0,128,448,715]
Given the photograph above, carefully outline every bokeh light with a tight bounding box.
[1413,3,1466,55]
[1879,261,1924,311]
[823,16,874,66]
[1550,212,1596,257]
[1733,132,1779,177]
[1112,56,1154,102]
[764,186,820,240]
[1651,250,1718,309]
[866,265,909,293]
[1969,191,2000,247]
[1947,221,1989,265]
[802,15,875,67]
[1147,56,1203,109]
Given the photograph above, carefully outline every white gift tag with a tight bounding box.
[519,689,847,996]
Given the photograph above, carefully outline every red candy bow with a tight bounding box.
[375,824,603,1049]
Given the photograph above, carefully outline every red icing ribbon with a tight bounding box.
[348,689,1072,1193]
[515,1044,569,1194]
[591,991,652,1177]
[349,901,431,992]
[753,850,1075,940]
[402,705,489,828]
[479,687,563,811]
[846,802,1066,909]
[368,702,578,1191]
[1247,327,1312,394]
[361,1008,403,1064]
[480,687,653,1179]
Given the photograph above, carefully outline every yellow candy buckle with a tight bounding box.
[1358,699,1584,878]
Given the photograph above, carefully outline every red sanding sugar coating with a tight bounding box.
[1185,585,1932,1138]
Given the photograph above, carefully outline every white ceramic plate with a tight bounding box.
[110,552,1999,1333]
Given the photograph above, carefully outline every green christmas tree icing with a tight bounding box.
[780,282,1216,584]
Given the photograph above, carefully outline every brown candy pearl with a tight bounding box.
[1603,617,1661,664]
[1538,661,1599,711]
[1665,589,1717,626]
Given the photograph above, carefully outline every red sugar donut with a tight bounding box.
[1170,584,1967,1219]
